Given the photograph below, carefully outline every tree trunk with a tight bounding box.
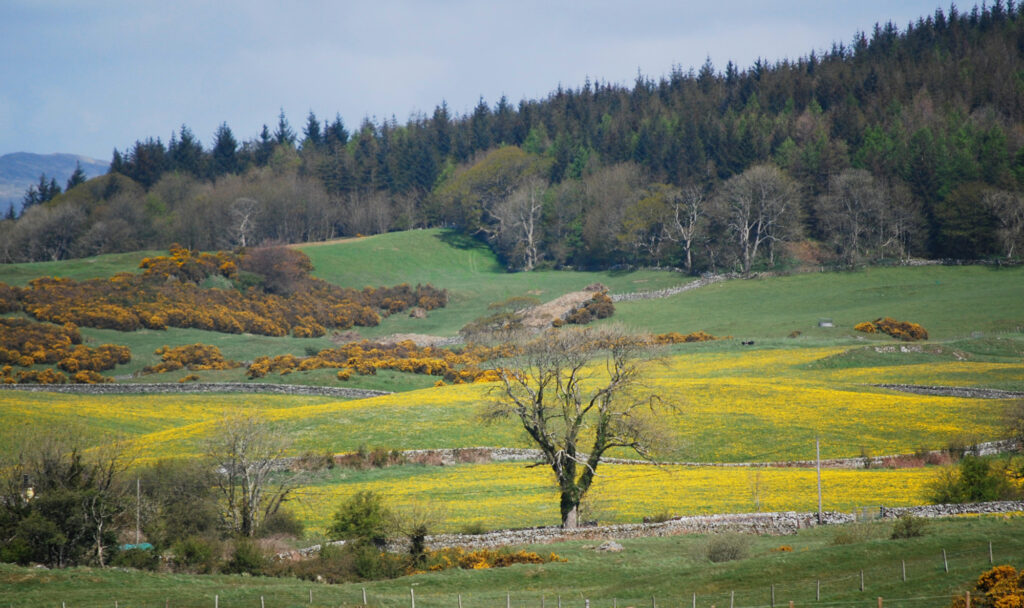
[560,491,579,529]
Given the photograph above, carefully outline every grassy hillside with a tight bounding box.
[2,517,1021,608]
[611,265,1024,341]
[299,230,696,339]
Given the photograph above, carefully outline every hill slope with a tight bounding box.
[0,152,108,213]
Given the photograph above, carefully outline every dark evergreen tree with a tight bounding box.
[302,111,323,148]
[65,161,87,191]
[168,124,205,177]
[211,122,239,176]
[325,114,349,149]
[274,109,297,146]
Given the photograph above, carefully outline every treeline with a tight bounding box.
[3,2,1024,270]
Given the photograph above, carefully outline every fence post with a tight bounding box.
[651,596,655,608]
[411,587,415,608]
[966,591,972,608]
[363,588,367,605]
[771,584,775,608]
[731,590,735,608]
[860,570,865,592]
[816,579,820,601]
[507,592,511,608]
[261,596,264,608]
[877,597,883,608]
[458,594,463,608]
[215,595,219,608]
[943,549,948,573]
[310,589,313,604]
[692,593,696,608]
[902,560,906,582]
[989,542,994,565]
[558,595,562,608]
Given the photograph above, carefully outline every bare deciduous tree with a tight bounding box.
[230,197,259,247]
[486,326,672,529]
[665,184,707,273]
[491,176,545,270]
[718,164,801,273]
[207,411,297,537]
[983,189,1024,259]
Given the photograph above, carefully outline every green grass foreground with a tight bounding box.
[2,517,1021,608]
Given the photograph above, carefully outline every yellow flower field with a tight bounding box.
[0,344,1012,463]
[289,462,937,535]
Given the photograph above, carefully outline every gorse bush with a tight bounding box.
[247,339,512,384]
[1,246,448,339]
[0,318,129,384]
[565,291,615,325]
[950,564,1024,608]
[143,343,241,374]
[854,317,928,341]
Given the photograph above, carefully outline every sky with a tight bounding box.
[0,0,949,161]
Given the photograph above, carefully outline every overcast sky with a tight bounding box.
[1,0,947,161]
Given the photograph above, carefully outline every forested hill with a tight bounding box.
[2,3,1023,271]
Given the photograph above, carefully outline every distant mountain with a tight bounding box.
[0,152,109,214]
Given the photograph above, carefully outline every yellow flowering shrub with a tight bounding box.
[951,564,1024,608]
[424,547,564,572]
[143,343,241,374]
[854,317,928,341]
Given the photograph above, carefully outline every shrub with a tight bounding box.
[564,291,615,325]
[171,536,218,573]
[854,317,928,341]
[224,538,267,575]
[703,533,749,563]
[950,564,1024,608]
[927,456,1018,504]
[831,522,884,545]
[328,491,391,546]
[258,509,305,538]
[891,514,928,539]
[111,547,159,571]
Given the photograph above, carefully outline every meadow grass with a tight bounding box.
[298,229,695,339]
[2,517,1021,608]
[610,264,1024,341]
[0,249,159,285]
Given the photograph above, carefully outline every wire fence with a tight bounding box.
[6,539,1014,608]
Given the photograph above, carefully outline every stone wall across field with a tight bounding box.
[285,500,1024,559]
[0,382,390,399]
[879,500,1024,519]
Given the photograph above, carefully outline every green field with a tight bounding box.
[2,517,1021,608]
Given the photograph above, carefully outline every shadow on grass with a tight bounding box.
[434,229,489,251]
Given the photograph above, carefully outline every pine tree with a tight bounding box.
[65,161,87,191]
[274,109,296,146]
[211,122,239,176]
[302,111,323,148]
